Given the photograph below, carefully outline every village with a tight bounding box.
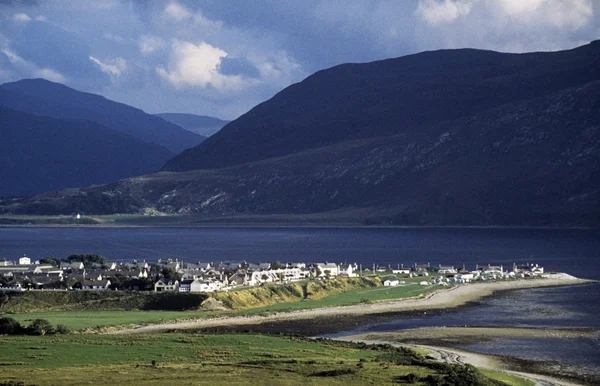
[0,254,546,293]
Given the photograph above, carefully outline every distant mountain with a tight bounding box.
[155,113,229,137]
[0,106,172,197]
[163,40,600,172]
[0,79,204,154]
[4,42,600,226]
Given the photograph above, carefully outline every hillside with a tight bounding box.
[0,79,204,154]
[2,42,599,226]
[155,113,228,137]
[0,106,172,197]
[163,40,600,171]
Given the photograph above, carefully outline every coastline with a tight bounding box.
[109,275,596,335]
[334,337,585,386]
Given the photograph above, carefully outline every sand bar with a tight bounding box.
[109,274,595,335]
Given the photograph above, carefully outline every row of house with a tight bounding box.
[1,254,546,293]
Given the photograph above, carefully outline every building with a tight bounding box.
[18,255,31,265]
[154,279,180,292]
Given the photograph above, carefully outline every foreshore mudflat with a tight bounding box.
[110,274,595,335]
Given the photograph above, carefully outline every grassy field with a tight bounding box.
[236,282,439,314]
[0,333,511,386]
[6,281,438,330]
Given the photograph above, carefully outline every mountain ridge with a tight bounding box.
[0,79,204,154]
[155,113,228,137]
[163,40,600,171]
[0,106,173,197]
[2,42,599,226]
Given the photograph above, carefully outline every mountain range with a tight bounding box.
[3,41,599,226]
[0,79,205,196]
[155,113,229,137]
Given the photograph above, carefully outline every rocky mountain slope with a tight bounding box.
[164,40,600,171]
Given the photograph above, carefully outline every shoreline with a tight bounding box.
[108,276,596,335]
[334,337,586,386]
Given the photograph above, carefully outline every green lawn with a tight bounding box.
[0,333,448,385]
[238,282,439,314]
[8,310,219,330]
[479,369,535,386]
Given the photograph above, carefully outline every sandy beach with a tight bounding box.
[109,274,595,335]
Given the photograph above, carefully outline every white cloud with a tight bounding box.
[493,0,593,29]
[250,50,302,85]
[157,40,247,91]
[1,48,66,83]
[496,0,545,15]
[12,13,32,22]
[89,56,127,77]
[163,2,222,29]
[416,0,473,24]
[164,2,192,21]
[139,35,165,54]
[34,15,47,22]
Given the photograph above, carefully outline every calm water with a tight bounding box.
[1,226,599,377]
[0,227,598,278]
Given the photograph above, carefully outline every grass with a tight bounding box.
[479,369,535,386]
[0,333,446,385]
[5,281,438,331]
[237,282,439,314]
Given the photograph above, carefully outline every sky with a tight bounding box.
[1,0,599,120]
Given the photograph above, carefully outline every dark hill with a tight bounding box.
[0,106,172,197]
[155,113,229,137]
[3,42,599,226]
[163,40,600,171]
[0,79,204,154]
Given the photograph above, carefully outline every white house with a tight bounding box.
[315,263,339,277]
[154,279,180,292]
[384,279,400,286]
[81,279,111,290]
[338,263,358,277]
[18,255,31,265]
[61,262,85,270]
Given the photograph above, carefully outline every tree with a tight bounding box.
[161,268,181,282]
[27,319,54,336]
[324,269,331,278]
[271,260,282,270]
[61,277,78,290]
[315,267,322,277]
[63,254,106,268]
[39,257,60,267]
[261,274,269,282]
[0,317,22,335]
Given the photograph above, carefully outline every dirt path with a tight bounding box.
[108,276,594,335]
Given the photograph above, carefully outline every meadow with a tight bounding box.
[0,333,529,386]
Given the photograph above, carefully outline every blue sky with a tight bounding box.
[1,0,599,119]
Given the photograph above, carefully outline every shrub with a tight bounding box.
[55,324,71,334]
[27,319,54,336]
[0,317,22,335]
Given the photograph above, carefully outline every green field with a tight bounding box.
[0,333,510,386]
[237,282,439,314]
[6,281,438,330]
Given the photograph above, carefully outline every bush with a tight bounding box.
[55,324,70,334]
[27,319,54,336]
[0,317,22,335]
